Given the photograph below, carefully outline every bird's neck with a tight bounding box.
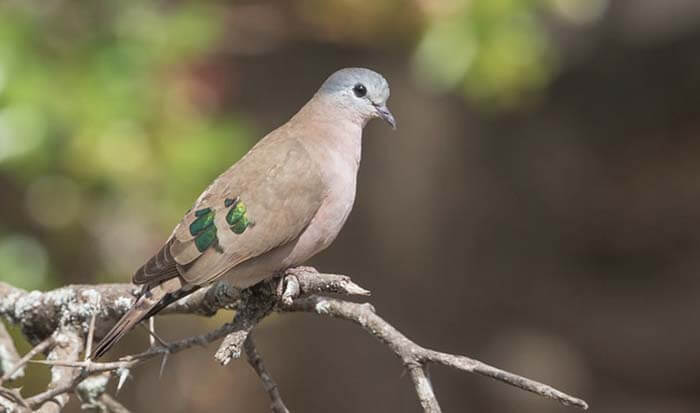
[289,94,364,167]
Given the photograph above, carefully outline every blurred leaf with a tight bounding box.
[0,1,251,283]
[0,234,49,290]
[414,0,564,107]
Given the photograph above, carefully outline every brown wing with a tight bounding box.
[132,240,180,284]
[132,135,325,287]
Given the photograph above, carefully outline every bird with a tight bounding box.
[92,67,396,358]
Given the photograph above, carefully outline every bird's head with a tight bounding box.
[318,67,396,129]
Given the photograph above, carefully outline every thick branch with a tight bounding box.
[0,281,241,344]
[213,268,370,365]
[214,281,277,365]
[0,322,22,381]
[35,329,83,412]
[1,336,54,385]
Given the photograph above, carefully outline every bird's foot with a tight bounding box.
[278,274,300,306]
[275,267,318,306]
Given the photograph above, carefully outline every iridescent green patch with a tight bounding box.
[194,225,217,252]
[190,208,215,235]
[231,216,250,234]
[190,207,218,252]
[226,201,246,225]
[225,198,252,234]
[194,207,211,217]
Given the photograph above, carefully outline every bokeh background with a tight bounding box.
[1,0,700,412]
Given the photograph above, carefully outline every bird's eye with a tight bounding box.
[353,83,367,98]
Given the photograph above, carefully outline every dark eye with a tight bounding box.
[353,83,367,98]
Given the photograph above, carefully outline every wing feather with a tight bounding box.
[131,136,325,287]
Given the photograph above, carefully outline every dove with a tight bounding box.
[93,67,396,358]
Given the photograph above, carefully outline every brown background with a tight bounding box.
[3,1,700,412]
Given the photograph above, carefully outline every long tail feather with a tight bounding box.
[92,287,166,359]
[92,280,201,359]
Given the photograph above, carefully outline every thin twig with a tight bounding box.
[31,319,243,374]
[244,334,290,413]
[421,349,588,409]
[84,311,97,362]
[27,372,87,410]
[0,385,30,409]
[1,336,54,384]
[408,365,441,413]
[139,323,169,349]
[24,321,244,407]
[283,295,589,411]
[147,318,156,347]
[99,393,131,413]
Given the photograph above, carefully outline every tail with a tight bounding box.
[92,281,199,359]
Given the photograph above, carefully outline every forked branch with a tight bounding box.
[0,267,588,412]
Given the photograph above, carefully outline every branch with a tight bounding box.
[408,365,441,413]
[214,281,277,365]
[0,336,54,385]
[244,334,290,413]
[213,268,369,365]
[283,295,588,410]
[0,386,29,411]
[0,267,589,412]
[30,321,241,374]
[98,393,131,413]
[34,328,84,412]
[0,322,23,382]
[0,281,241,343]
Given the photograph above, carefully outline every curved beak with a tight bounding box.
[374,103,397,129]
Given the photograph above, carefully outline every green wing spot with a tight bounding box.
[226,201,246,225]
[186,198,250,248]
[194,207,211,217]
[231,216,250,234]
[189,207,220,253]
[189,208,215,236]
[226,200,252,234]
[194,225,217,252]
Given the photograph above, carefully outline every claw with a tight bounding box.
[281,275,300,306]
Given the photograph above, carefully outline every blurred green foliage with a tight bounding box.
[0,1,251,287]
[415,0,606,106]
[414,0,554,106]
[0,0,603,288]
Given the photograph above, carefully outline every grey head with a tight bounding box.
[317,67,396,129]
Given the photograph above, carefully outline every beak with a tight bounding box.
[374,103,397,130]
